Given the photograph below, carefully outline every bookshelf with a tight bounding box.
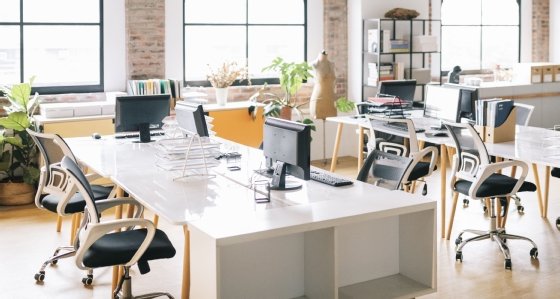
[362,18,442,103]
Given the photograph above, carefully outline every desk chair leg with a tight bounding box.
[544,165,551,218]
[56,215,63,232]
[501,197,511,228]
[446,192,460,240]
[497,198,503,229]
[532,163,545,217]
[34,246,76,282]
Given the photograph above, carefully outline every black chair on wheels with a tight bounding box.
[357,149,413,191]
[27,129,115,283]
[551,167,560,227]
[444,122,538,270]
[60,156,176,299]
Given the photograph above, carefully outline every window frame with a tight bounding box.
[183,0,308,87]
[0,0,104,94]
[440,0,521,73]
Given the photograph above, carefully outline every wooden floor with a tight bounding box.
[2,156,560,298]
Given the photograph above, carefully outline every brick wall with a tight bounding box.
[323,0,348,98]
[532,0,550,62]
[125,0,165,80]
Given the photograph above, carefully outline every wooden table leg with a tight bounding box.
[531,164,544,217]
[112,186,125,294]
[329,123,344,173]
[56,215,63,232]
[182,225,191,299]
[544,165,551,218]
[357,126,365,172]
[440,144,447,239]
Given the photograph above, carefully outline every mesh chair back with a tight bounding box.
[60,156,99,221]
[27,129,77,181]
[444,122,490,174]
[513,103,534,126]
[368,115,419,155]
[357,149,413,190]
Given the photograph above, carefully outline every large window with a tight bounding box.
[184,0,307,86]
[441,0,520,72]
[0,0,103,93]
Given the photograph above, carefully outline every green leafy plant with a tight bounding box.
[250,57,313,120]
[0,77,40,184]
[335,96,356,113]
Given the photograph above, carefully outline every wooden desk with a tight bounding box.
[67,136,437,299]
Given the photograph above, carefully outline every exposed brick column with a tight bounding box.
[125,0,165,80]
[532,0,549,62]
[323,0,348,98]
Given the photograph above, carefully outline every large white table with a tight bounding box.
[67,135,437,299]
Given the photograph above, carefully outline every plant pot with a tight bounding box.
[279,106,293,120]
[0,182,36,206]
[215,88,228,106]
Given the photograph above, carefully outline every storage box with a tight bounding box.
[485,107,516,143]
[542,66,554,83]
[73,102,102,117]
[554,65,560,82]
[412,35,438,52]
[39,103,74,118]
[404,68,431,84]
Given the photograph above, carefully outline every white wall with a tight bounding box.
[520,0,532,62]
[550,0,559,62]
[103,0,126,91]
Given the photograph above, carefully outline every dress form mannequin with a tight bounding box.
[310,51,337,119]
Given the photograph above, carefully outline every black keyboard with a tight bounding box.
[115,131,165,139]
[310,169,353,187]
[382,122,425,133]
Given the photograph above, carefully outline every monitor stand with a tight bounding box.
[138,122,151,143]
[269,161,302,191]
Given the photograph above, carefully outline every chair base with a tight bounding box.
[34,246,76,283]
[114,267,174,299]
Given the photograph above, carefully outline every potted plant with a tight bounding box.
[0,77,40,205]
[207,61,249,106]
[250,57,314,122]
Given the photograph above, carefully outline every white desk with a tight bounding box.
[67,136,437,299]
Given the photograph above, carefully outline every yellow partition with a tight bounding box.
[41,117,115,138]
[208,106,264,148]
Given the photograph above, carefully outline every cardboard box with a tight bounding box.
[73,102,102,117]
[554,65,560,82]
[542,66,554,83]
[405,68,431,84]
[412,35,438,52]
[39,103,74,118]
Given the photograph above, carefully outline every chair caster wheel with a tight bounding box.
[463,199,469,206]
[455,251,463,262]
[82,274,93,286]
[556,217,560,227]
[422,184,427,196]
[504,259,512,270]
[455,237,462,246]
[51,259,58,265]
[517,205,524,213]
[530,248,538,259]
[34,271,45,282]
[482,205,488,212]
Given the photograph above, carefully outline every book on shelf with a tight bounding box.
[475,98,513,127]
[390,39,409,52]
[381,29,391,53]
[393,62,405,80]
[367,29,379,53]
[127,79,183,99]
[367,96,406,106]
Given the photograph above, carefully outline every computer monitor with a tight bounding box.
[378,79,417,102]
[423,85,461,123]
[115,94,171,142]
[263,117,311,190]
[444,84,479,121]
[175,102,209,137]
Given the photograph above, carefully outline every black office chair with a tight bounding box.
[27,129,115,283]
[551,167,560,227]
[366,115,438,195]
[357,149,413,191]
[444,122,538,269]
[60,156,176,299]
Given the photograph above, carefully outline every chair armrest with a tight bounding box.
[95,198,144,219]
[84,172,102,182]
[412,146,439,175]
[468,160,529,198]
[75,218,156,270]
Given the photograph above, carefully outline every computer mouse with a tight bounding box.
[92,132,101,139]
[433,132,448,137]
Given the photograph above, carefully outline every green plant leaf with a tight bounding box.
[301,118,316,131]
[0,112,30,131]
[3,136,24,148]
[335,96,356,113]
[0,151,10,172]
[23,166,40,185]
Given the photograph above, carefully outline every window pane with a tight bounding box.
[185,0,245,24]
[482,27,518,69]
[0,0,20,22]
[24,0,99,23]
[185,26,246,81]
[441,0,481,25]
[0,26,21,84]
[24,26,100,86]
[442,26,481,71]
[248,0,304,24]
[482,0,519,25]
[248,26,304,78]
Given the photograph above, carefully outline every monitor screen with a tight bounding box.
[175,102,209,137]
[115,94,171,133]
[378,79,417,102]
[263,117,311,190]
[444,84,479,121]
[424,85,461,123]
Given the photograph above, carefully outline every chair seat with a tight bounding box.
[82,228,176,268]
[407,161,431,181]
[552,167,560,178]
[454,173,536,198]
[42,185,113,214]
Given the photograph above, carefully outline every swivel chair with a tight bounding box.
[27,129,115,283]
[366,115,438,195]
[357,149,413,191]
[60,156,176,299]
[551,168,560,227]
[444,122,538,269]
